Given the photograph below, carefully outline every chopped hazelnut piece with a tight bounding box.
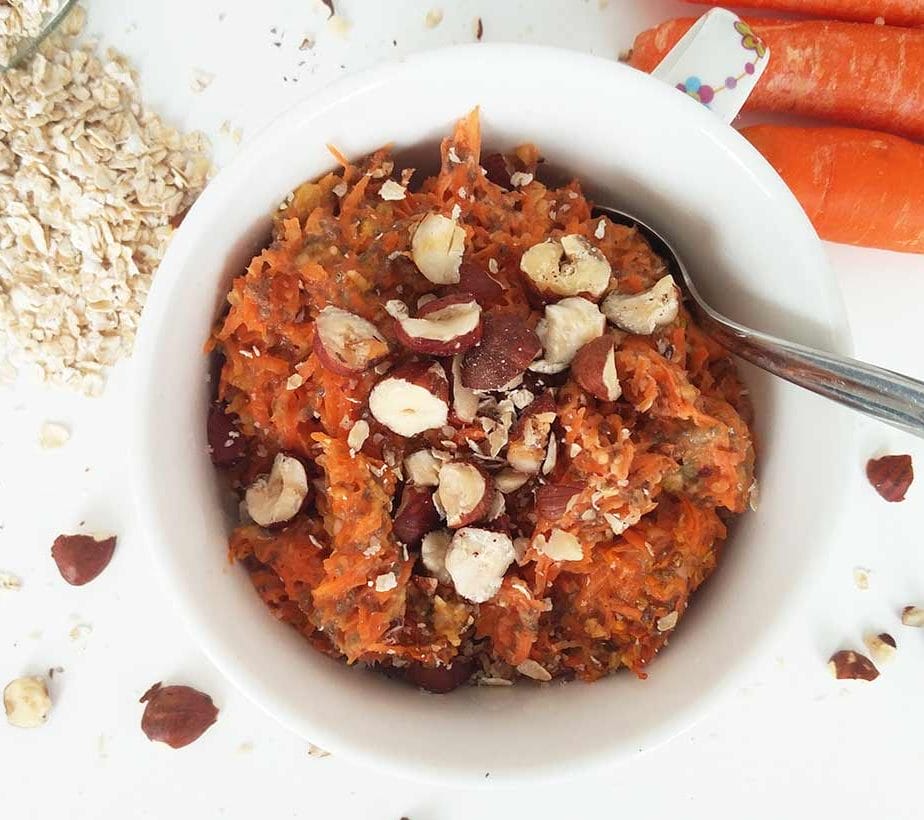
[602,275,680,336]
[828,649,879,681]
[862,632,896,665]
[901,606,924,627]
[4,676,51,728]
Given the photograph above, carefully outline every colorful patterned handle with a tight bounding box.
[650,8,770,124]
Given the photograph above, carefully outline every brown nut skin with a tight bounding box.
[519,268,559,310]
[461,313,542,390]
[866,454,913,502]
[51,534,117,586]
[387,252,420,281]
[401,658,475,693]
[480,513,515,538]
[207,403,246,467]
[571,333,622,402]
[140,683,219,749]
[392,485,442,548]
[536,481,585,520]
[456,261,505,308]
[386,359,450,402]
[481,152,513,189]
[828,650,879,681]
[393,293,483,356]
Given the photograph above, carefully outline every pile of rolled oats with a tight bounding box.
[0,0,59,66]
[0,5,210,395]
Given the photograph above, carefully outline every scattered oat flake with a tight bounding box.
[0,571,22,591]
[332,181,348,197]
[866,454,913,502]
[488,258,499,274]
[190,68,215,93]
[374,572,397,592]
[378,180,406,201]
[509,171,533,187]
[657,611,678,632]
[39,421,70,449]
[347,419,370,452]
[516,660,552,681]
[327,14,351,37]
[69,622,93,642]
[748,478,759,511]
[594,218,606,239]
[477,676,512,686]
[307,742,331,758]
[219,120,243,145]
[853,567,870,590]
[0,7,210,395]
[285,373,304,390]
[425,8,444,28]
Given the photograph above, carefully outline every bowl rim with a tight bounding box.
[131,42,854,787]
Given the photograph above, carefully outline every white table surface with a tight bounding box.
[2,1,923,818]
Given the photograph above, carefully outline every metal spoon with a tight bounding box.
[594,205,924,438]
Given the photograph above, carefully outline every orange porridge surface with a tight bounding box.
[208,110,755,690]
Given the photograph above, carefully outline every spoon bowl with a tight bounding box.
[595,204,924,439]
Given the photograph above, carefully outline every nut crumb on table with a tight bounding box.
[38,421,70,449]
[139,682,219,749]
[3,675,52,728]
[190,67,215,93]
[866,454,914,502]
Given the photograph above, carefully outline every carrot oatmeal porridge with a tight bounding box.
[207,110,755,692]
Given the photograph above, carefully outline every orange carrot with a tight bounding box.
[686,1,924,26]
[629,18,924,141]
[741,124,924,254]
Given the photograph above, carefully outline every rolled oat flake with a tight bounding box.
[0,4,210,394]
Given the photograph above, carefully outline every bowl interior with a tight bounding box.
[132,45,853,785]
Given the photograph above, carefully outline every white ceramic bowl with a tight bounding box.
[133,44,853,785]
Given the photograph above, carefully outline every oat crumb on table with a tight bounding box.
[0,4,210,395]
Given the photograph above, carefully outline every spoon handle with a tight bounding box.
[701,314,924,439]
